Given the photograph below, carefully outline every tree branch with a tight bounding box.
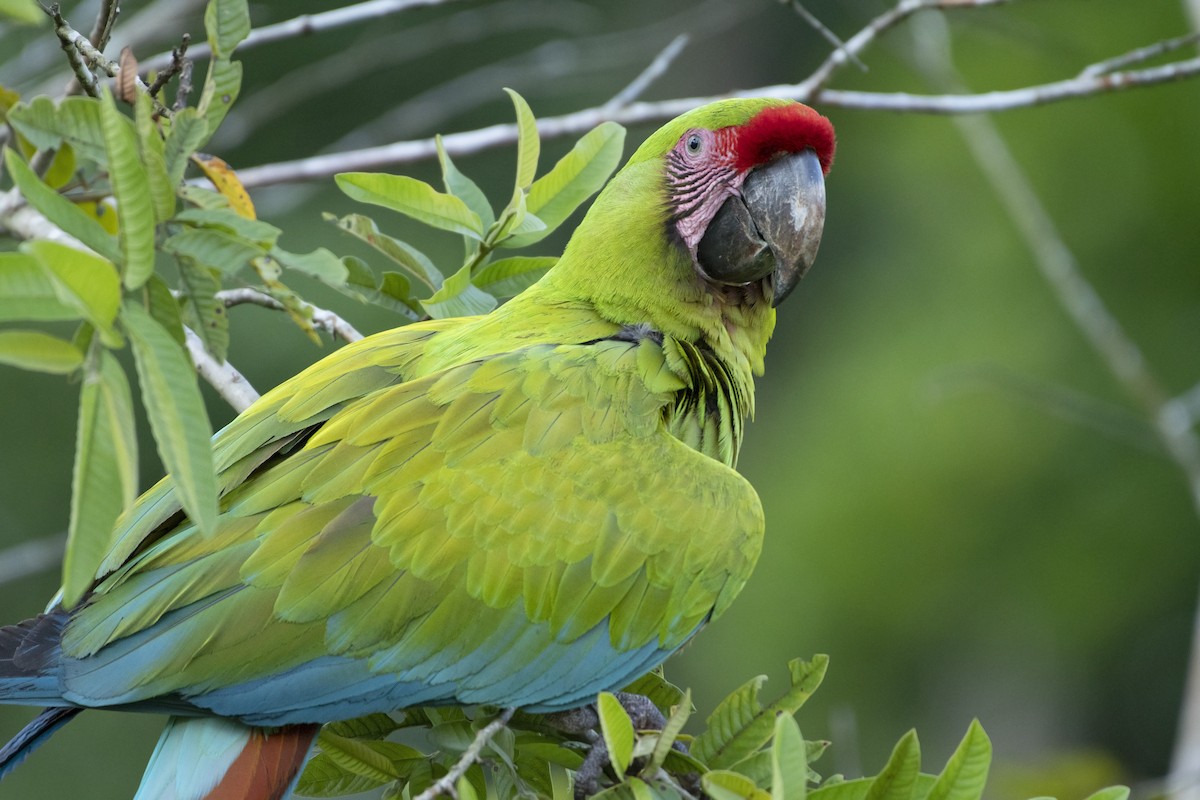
[217,288,364,343]
[411,708,515,800]
[140,0,475,75]
[602,33,690,114]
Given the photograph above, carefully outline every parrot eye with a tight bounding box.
[686,133,703,154]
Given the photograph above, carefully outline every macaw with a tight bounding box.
[0,97,834,799]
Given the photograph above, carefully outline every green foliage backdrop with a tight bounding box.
[1,0,1197,797]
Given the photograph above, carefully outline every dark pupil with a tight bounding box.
[688,135,700,152]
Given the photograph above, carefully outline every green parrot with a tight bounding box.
[0,97,835,799]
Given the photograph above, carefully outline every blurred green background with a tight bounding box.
[2,0,1199,797]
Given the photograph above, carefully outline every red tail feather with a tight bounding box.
[203,724,320,800]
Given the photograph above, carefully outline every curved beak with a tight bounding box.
[695,149,826,307]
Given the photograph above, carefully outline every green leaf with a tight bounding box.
[1081,788,1130,800]
[163,227,267,275]
[436,135,494,230]
[472,255,554,298]
[296,753,391,798]
[811,776,937,800]
[504,88,540,191]
[421,263,497,320]
[0,330,83,374]
[772,715,808,800]
[41,142,76,189]
[23,240,122,345]
[925,721,991,800]
[163,109,209,187]
[122,301,218,535]
[598,692,635,778]
[0,252,81,321]
[271,246,350,289]
[0,0,43,24]
[504,121,624,248]
[645,689,691,778]
[336,256,419,318]
[325,212,443,290]
[316,730,414,782]
[135,92,176,223]
[336,172,484,240]
[173,208,281,247]
[324,713,402,741]
[703,770,771,800]
[99,89,156,289]
[621,669,686,715]
[178,185,233,211]
[197,58,243,142]
[693,656,829,770]
[62,348,137,608]
[177,258,228,361]
[204,0,251,59]
[4,147,121,263]
[864,731,920,800]
[143,274,186,346]
[7,96,106,164]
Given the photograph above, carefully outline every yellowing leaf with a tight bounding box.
[191,152,255,219]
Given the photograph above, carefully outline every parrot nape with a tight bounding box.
[0,97,834,799]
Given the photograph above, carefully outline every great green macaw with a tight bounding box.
[0,97,835,798]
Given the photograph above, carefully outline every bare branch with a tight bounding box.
[184,328,260,412]
[217,288,364,343]
[784,1,866,75]
[86,0,119,52]
[1079,30,1200,78]
[231,50,1200,189]
[140,0,474,75]
[411,708,515,800]
[0,533,66,588]
[46,3,102,97]
[602,33,690,114]
[795,0,1009,97]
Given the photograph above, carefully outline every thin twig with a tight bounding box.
[785,1,866,73]
[602,34,690,114]
[230,50,1200,189]
[140,0,475,75]
[796,0,1010,97]
[184,328,260,412]
[216,288,364,342]
[86,0,119,52]
[46,3,100,97]
[147,34,190,99]
[1079,30,1200,77]
[411,708,515,800]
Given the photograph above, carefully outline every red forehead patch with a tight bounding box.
[734,104,836,174]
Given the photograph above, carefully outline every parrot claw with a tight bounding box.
[545,693,695,799]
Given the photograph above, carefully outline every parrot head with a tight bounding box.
[627,98,835,308]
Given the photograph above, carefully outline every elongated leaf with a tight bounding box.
[177,257,228,361]
[324,713,402,741]
[197,59,242,141]
[703,769,771,800]
[645,689,691,777]
[0,252,81,321]
[163,108,209,186]
[163,227,267,275]
[99,90,156,288]
[472,255,554,299]
[338,256,419,318]
[504,88,539,191]
[421,263,497,319]
[336,172,484,240]
[191,153,256,219]
[621,669,686,715]
[316,731,407,782]
[7,96,106,163]
[693,656,829,769]
[504,121,624,248]
[4,147,121,263]
[437,135,494,229]
[925,721,990,800]
[63,348,137,607]
[810,776,939,800]
[271,246,349,289]
[864,731,920,800]
[772,715,807,800]
[324,212,443,290]
[23,240,122,344]
[598,692,634,778]
[0,330,83,374]
[143,274,186,346]
[122,301,217,535]
[296,754,390,798]
[41,142,76,189]
[1082,788,1130,800]
[173,208,281,247]
[205,0,251,59]
[135,92,175,222]
[0,0,43,24]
